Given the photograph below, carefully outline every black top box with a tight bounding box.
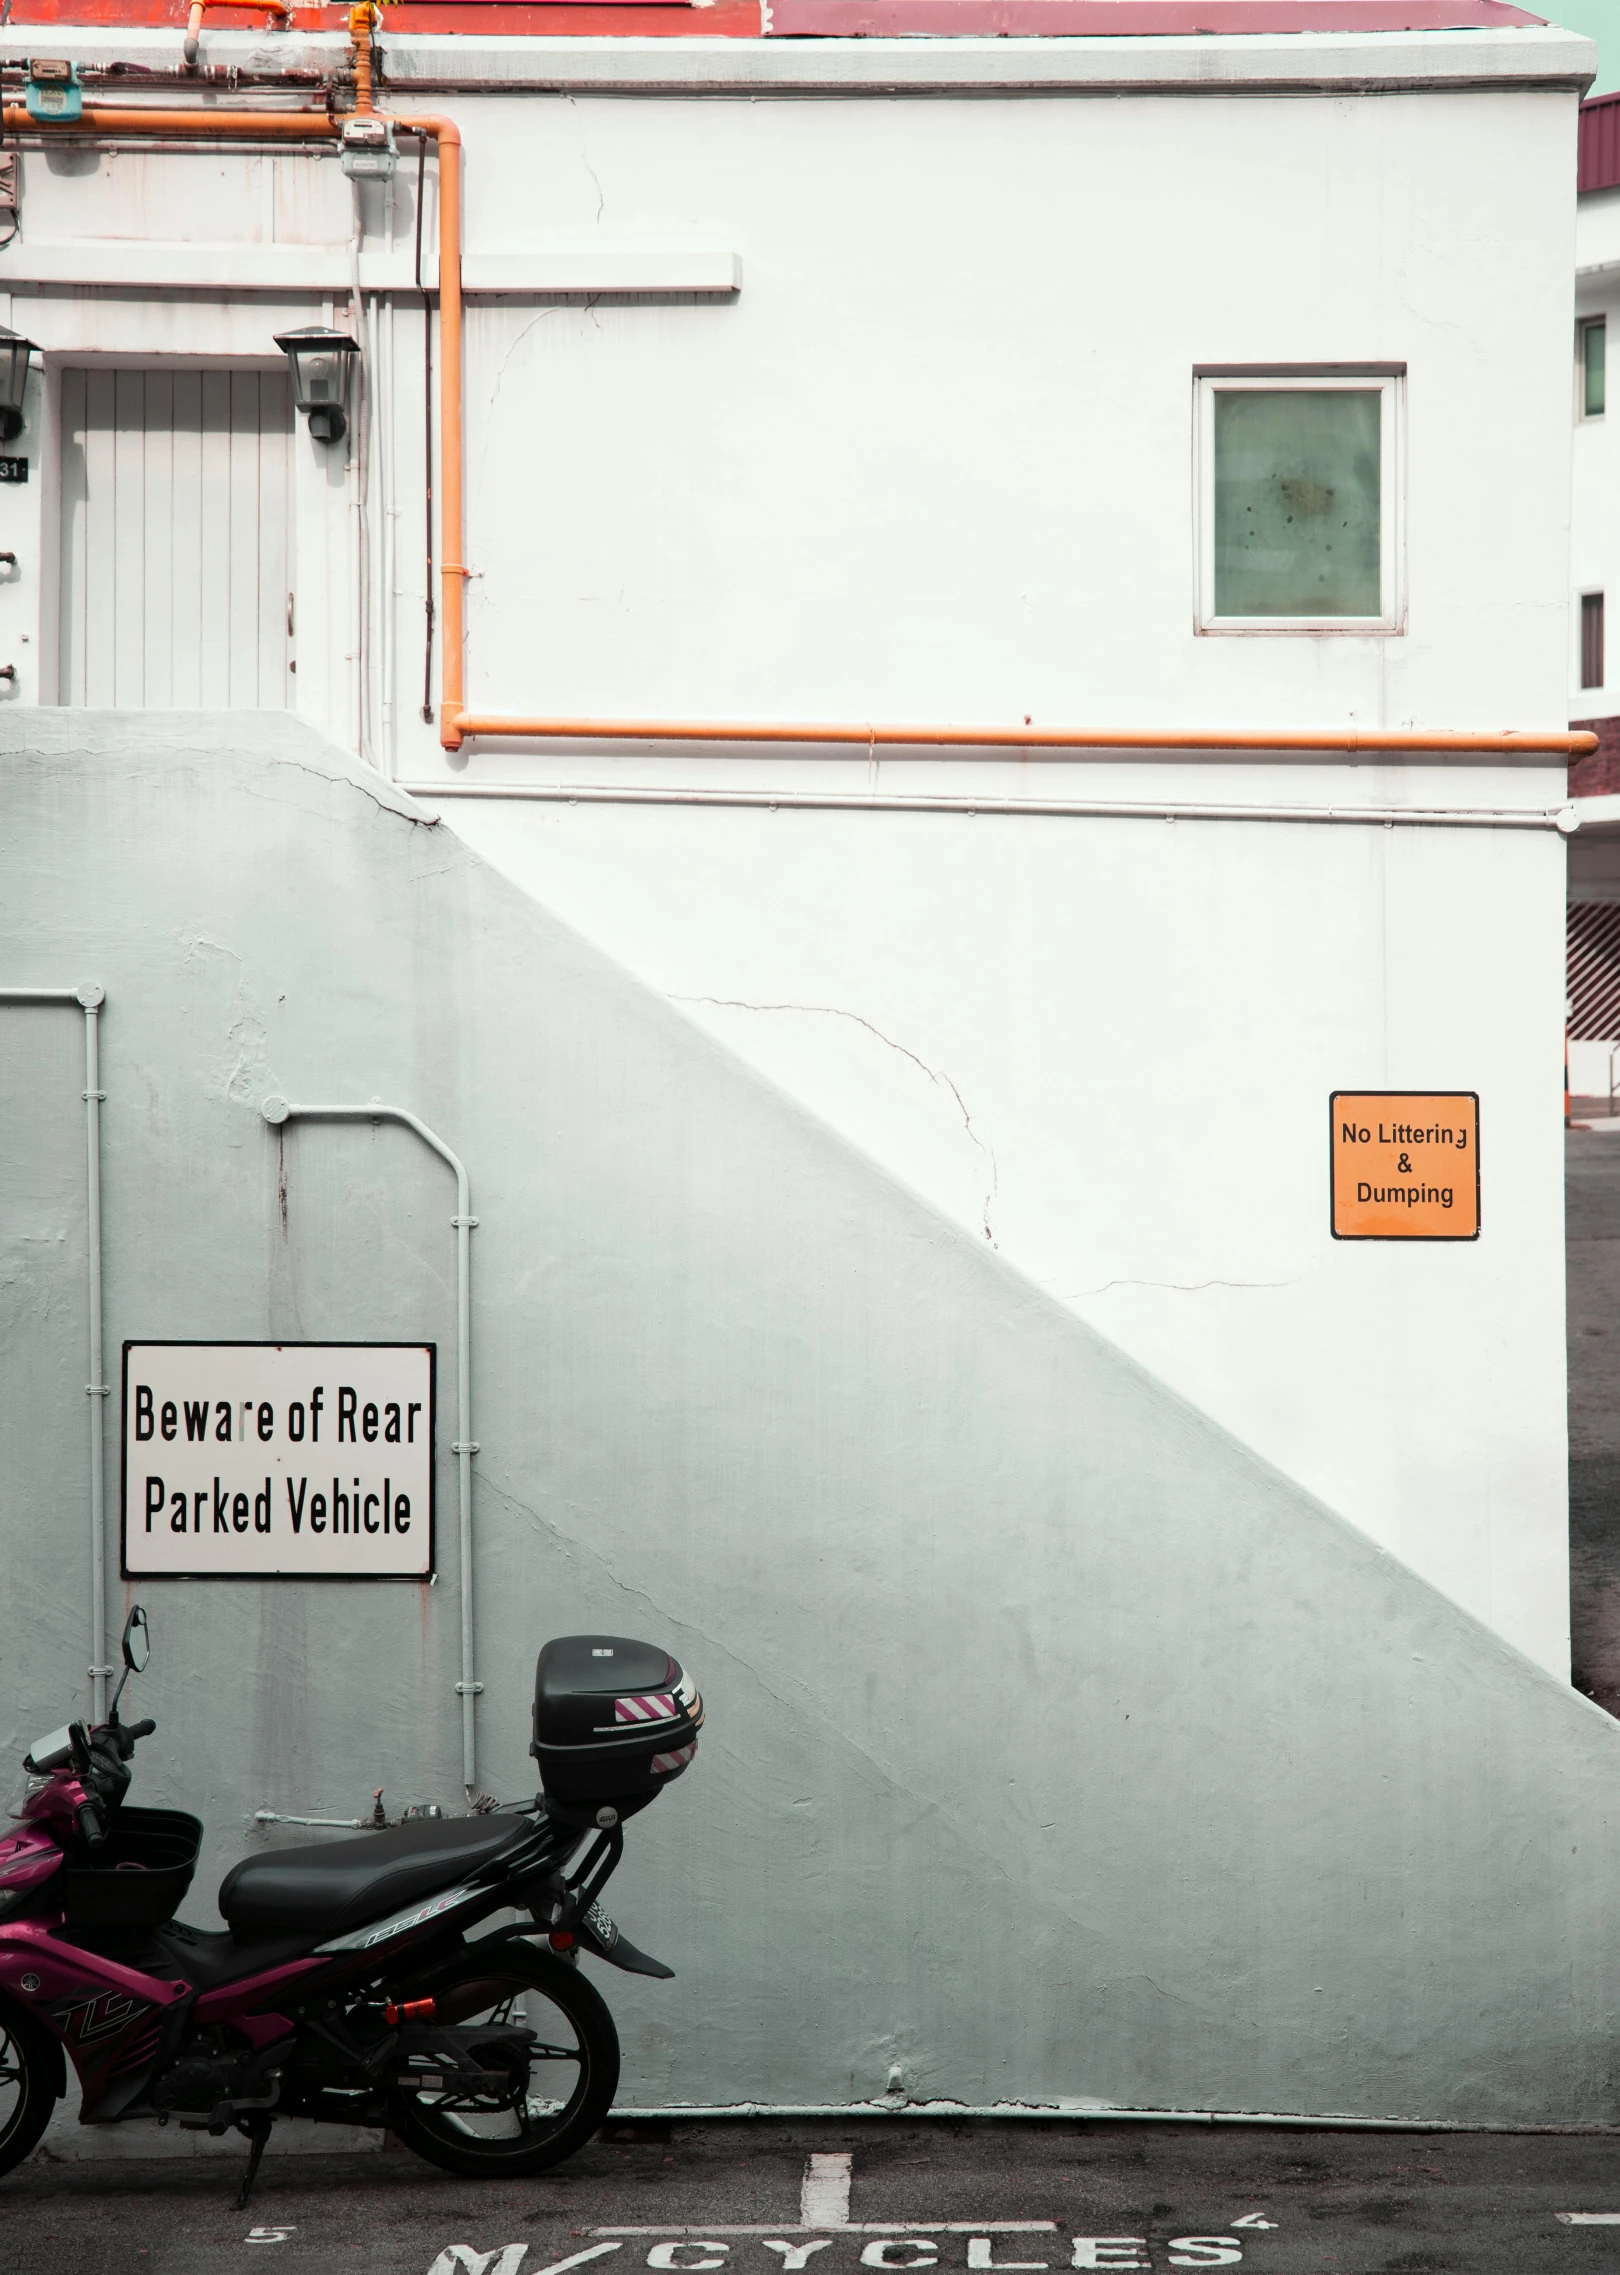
[531,1634,703,1812]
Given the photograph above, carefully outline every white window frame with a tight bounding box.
[1578,315,1606,423]
[1193,364,1406,638]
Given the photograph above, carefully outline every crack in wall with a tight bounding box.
[674,995,999,1245]
[583,155,606,226]
[255,751,437,829]
[485,304,571,417]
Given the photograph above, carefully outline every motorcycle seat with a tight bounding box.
[218,1816,532,1939]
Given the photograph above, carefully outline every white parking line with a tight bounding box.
[1557,2214,1620,2224]
[592,2229,1060,2238]
[803,2157,854,2228]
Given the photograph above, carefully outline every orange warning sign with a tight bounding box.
[1330,1092,1480,1241]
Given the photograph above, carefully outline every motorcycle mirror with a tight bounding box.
[121,1605,150,1674]
[105,1605,151,1723]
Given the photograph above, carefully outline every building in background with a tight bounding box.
[1569,93,1620,1099]
[1,2,1613,2126]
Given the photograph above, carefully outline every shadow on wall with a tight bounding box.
[3,709,1620,2125]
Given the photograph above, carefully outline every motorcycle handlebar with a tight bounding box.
[75,1799,105,1851]
[92,1717,156,1761]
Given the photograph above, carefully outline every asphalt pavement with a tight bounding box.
[13,2120,1620,2275]
[1568,1121,1620,1713]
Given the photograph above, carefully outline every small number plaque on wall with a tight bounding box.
[121,1342,435,1579]
[0,457,28,482]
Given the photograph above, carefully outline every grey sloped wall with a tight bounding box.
[0,708,1615,2122]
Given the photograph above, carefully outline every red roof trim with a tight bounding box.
[0,0,1564,39]
[1581,91,1620,198]
[1,0,761,25]
[0,0,1555,32]
[766,0,1545,30]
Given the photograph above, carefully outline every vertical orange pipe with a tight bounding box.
[390,115,464,751]
[349,3,375,116]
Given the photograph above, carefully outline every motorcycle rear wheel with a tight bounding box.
[0,2001,61,2182]
[387,1938,620,2177]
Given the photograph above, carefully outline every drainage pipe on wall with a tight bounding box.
[0,985,109,1723]
[261,1096,480,1801]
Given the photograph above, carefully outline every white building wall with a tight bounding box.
[6,708,1620,2126]
[0,25,1592,1674]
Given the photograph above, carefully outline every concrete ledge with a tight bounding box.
[0,239,742,296]
[322,25,1606,92]
[0,24,1595,94]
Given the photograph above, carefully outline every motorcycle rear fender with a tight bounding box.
[575,1904,674,1980]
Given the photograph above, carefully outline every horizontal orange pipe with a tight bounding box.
[191,0,293,20]
[452,716,1599,757]
[2,104,337,137]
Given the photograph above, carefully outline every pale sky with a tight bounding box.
[1547,1,1619,97]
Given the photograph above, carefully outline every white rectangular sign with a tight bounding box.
[122,1342,434,1578]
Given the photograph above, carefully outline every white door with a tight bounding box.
[58,367,292,708]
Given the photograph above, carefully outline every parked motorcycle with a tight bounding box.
[0,1607,701,2200]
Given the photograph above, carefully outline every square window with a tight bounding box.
[1195,369,1403,635]
[1582,317,1606,420]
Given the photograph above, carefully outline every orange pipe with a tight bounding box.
[349,2,377,116]
[3,104,335,137]
[449,716,1600,757]
[184,0,292,66]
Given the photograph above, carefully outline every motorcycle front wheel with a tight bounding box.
[387,1937,620,2177]
[0,2000,61,2182]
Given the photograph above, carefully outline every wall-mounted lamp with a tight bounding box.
[273,326,360,446]
[0,327,39,444]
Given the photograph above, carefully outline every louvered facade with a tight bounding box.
[1569,902,1620,1043]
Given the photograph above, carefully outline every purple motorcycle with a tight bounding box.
[0,1608,701,2203]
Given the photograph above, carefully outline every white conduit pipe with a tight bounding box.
[261,1097,480,1799]
[399,782,1583,833]
[0,984,109,1723]
[349,189,371,767]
